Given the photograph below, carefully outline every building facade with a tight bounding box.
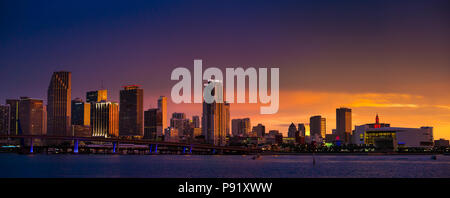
[365,127,433,149]
[91,101,119,137]
[202,80,227,146]
[0,105,10,135]
[224,103,230,136]
[144,108,161,139]
[71,98,91,126]
[192,115,200,128]
[47,71,71,136]
[170,112,189,137]
[164,127,179,142]
[119,85,143,137]
[351,115,390,145]
[298,123,306,137]
[18,97,44,135]
[157,96,167,137]
[71,98,91,137]
[288,123,297,138]
[231,118,251,137]
[336,107,352,144]
[434,139,449,147]
[310,115,326,141]
[86,90,107,103]
[252,123,265,137]
[5,99,19,135]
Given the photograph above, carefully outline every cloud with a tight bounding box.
[350,99,419,108]
[434,105,450,110]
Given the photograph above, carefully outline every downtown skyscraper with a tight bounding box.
[86,90,107,103]
[310,115,326,142]
[298,124,306,137]
[18,97,44,136]
[47,71,71,136]
[91,101,119,137]
[231,118,251,137]
[157,96,167,137]
[71,98,91,137]
[71,98,90,126]
[143,96,166,140]
[202,80,227,146]
[119,85,143,137]
[336,107,352,144]
[144,108,161,139]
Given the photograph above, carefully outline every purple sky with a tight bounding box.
[1,0,449,138]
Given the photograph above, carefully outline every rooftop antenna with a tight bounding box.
[101,80,104,90]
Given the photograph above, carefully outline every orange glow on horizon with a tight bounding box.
[156,90,450,140]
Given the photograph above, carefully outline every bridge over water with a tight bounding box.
[0,135,261,155]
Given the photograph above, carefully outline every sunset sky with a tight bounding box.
[1,0,449,139]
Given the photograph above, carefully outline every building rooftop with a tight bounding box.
[122,85,141,90]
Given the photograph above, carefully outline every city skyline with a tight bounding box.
[0,70,443,141]
[0,0,449,139]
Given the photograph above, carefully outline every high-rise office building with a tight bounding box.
[18,97,44,135]
[0,104,10,135]
[231,118,251,137]
[202,80,227,146]
[157,96,167,137]
[86,90,107,103]
[6,99,19,135]
[119,85,143,137]
[288,123,297,138]
[224,103,230,136]
[192,115,200,128]
[336,107,352,143]
[47,71,71,136]
[91,101,119,137]
[71,98,91,137]
[298,123,306,137]
[252,123,265,137]
[170,112,189,136]
[42,105,47,135]
[71,98,91,126]
[310,115,326,141]
[144,108,162,139]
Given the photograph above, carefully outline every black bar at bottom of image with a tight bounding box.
[0,178,446,196]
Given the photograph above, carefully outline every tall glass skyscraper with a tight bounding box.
[202,80,227,146]
[47,71,71,136]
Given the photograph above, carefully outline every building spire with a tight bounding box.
[375,114,380,128]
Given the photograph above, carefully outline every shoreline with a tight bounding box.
[0,151,448,156]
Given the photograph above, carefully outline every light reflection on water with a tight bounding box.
[1,154,449,178]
